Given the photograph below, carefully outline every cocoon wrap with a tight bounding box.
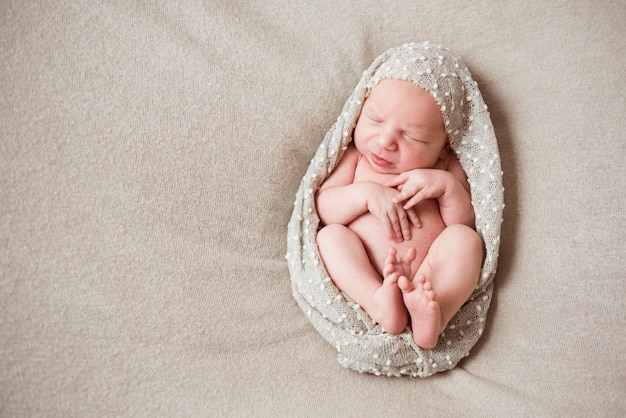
[287,42,504,377]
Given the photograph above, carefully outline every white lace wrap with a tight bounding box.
[287,42,504,377]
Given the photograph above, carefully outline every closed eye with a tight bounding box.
[367,114,382,124]
[404,133,427,143]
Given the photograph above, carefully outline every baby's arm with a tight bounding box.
[316,145,368,226]
[446,156,471,193]
[316,145,418,241]
[440,156,474,224]
[387,156,475,228]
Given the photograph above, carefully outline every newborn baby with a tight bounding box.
[316,73,483,349]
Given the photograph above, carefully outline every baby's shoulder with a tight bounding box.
[446,153,470,191]
[319,143,361,189]
[342,143,360,161]
[336,144,362,171]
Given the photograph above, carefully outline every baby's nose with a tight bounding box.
[377,130,397,149]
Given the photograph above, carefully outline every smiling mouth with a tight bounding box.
[371,153,391,167]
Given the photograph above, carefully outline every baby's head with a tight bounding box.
[354,78,449,173]
[363,42,473,149]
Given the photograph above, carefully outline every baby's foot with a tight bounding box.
[370,248,413,334]
[371,277,407,335]
[398,273,443,349]
[383,247,416,283]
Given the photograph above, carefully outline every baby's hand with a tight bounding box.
[386,169,452,210]
[366,183,420,242]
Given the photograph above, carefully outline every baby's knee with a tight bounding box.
[317,224,341,241]
[316,224,352,247]
[443,224,483,256]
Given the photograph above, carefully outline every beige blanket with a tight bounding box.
[1,1,624,416]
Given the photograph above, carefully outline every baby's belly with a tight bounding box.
[348,199,445,279]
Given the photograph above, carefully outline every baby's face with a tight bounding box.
[354,79,447,174]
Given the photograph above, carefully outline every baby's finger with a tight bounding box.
[382,217,394,241]
[397,207,412,241]
[403,190,427,210]
[394,181,424,203]
[392,192,406,205]
[385,173,408,188]
[393,188,417,204]
[407,207,421,228]
[380,213,396,241]
[384,210,401,242]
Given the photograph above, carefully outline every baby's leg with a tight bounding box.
[317,225,408,334]
[398,224,483,349]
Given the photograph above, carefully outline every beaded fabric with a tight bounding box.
[286,42,504,377]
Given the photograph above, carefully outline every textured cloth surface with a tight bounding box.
[287,42,503,376]
[1,0,625,416]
